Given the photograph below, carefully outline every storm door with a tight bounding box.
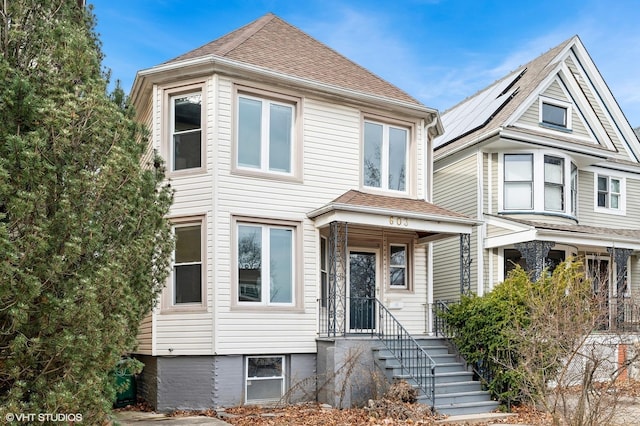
[348,250,377,331]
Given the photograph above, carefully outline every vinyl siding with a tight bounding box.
[136,313,153,354]
[564,56,632,161]
[515,79,590,139]
[142,70,434,355]
[577,170,640,228]
[432,153,479,300]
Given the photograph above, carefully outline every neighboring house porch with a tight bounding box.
[485,215,640,332]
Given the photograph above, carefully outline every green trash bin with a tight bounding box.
[114,359,137,408]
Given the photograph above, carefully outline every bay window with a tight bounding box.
[171,92,202,171]
[501,153,577,216]
[504,154,533,210]
[172,220,204,306]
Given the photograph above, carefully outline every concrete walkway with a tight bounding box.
[112,411,231,425]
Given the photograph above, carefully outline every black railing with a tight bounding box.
[318,297,437,410]
[596,297,640,332]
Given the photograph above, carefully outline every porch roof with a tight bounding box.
[307,190,478,241]
[484,214,640,251]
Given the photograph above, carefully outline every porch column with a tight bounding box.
[514,240,555,281]
[328,221,348,336]
[460,233,472,295]
[607,247,632,329]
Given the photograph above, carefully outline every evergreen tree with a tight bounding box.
[0,1,173,422]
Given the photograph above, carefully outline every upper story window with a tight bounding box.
[539,97,572,131]
[504,154,533,210]
[595,174,625,214]
[501,152,577,217]
[570,163,578,216]
[171,92,202,171]
[544,155,564,211]
[363,121,408,192]
[237,93,295,175]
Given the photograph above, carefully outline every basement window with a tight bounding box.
[245,356,285,403]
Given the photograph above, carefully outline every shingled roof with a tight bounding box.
[165,13,420,105]
[435,37,575,155]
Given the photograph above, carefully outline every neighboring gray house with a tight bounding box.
[432,36,640,341]
[129,13,483,413]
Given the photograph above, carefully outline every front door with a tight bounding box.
[349,250,377,331]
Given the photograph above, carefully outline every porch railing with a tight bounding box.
[597,297,640,332]
[318,297,437,410]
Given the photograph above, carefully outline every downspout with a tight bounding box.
[424,113,439,334]
[424,113,439,203]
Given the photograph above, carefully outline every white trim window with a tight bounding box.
[544,155,564,211]
[173,222,203,305]
[245,356,285,403]
[503,154,533,210]
[237,223,294,305]
[363,120,408,192]
[501,152,576,217]
[170,92,202,171]
[595,174,625,214]
[389,244,408,288]
[539,97,572,130]
[237,94,294,174]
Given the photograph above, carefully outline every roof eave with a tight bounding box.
[130,54,440,125]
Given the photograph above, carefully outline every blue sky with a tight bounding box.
[91,0,640,127]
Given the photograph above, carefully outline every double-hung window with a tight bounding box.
[544,155,564,211]
[171,92,202,171]
[363,121,408,192]
[596,174,623,212]
[237,223,294,305]
[172,222,203,305]
[237,94,294,175]
[504,154,533,210]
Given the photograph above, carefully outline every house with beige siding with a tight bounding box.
[129,13,491,414]
[432,36,640,337]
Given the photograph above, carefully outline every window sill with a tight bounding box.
[498,210,578,222]
[231,304,305,313]
[231,167,302,184]
[160,304,208,314]
[167,167,207,178]
[593,207,626,216]
[539,122,573,133]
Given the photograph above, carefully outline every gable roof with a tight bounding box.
[435,36,640,163]
[164,13,421,106]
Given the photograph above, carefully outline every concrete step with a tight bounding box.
[435,400,500,416]
[382,360,466,374]
[421,390,493,406]
[434,380,483,394]
[396,370,475,385]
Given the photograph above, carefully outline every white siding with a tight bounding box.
[144,70,434,355]
[136,313,153,354]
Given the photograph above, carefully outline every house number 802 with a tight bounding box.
[389,216,409,226]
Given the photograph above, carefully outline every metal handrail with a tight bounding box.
[374,298,437,410]
[318,297,437,410]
